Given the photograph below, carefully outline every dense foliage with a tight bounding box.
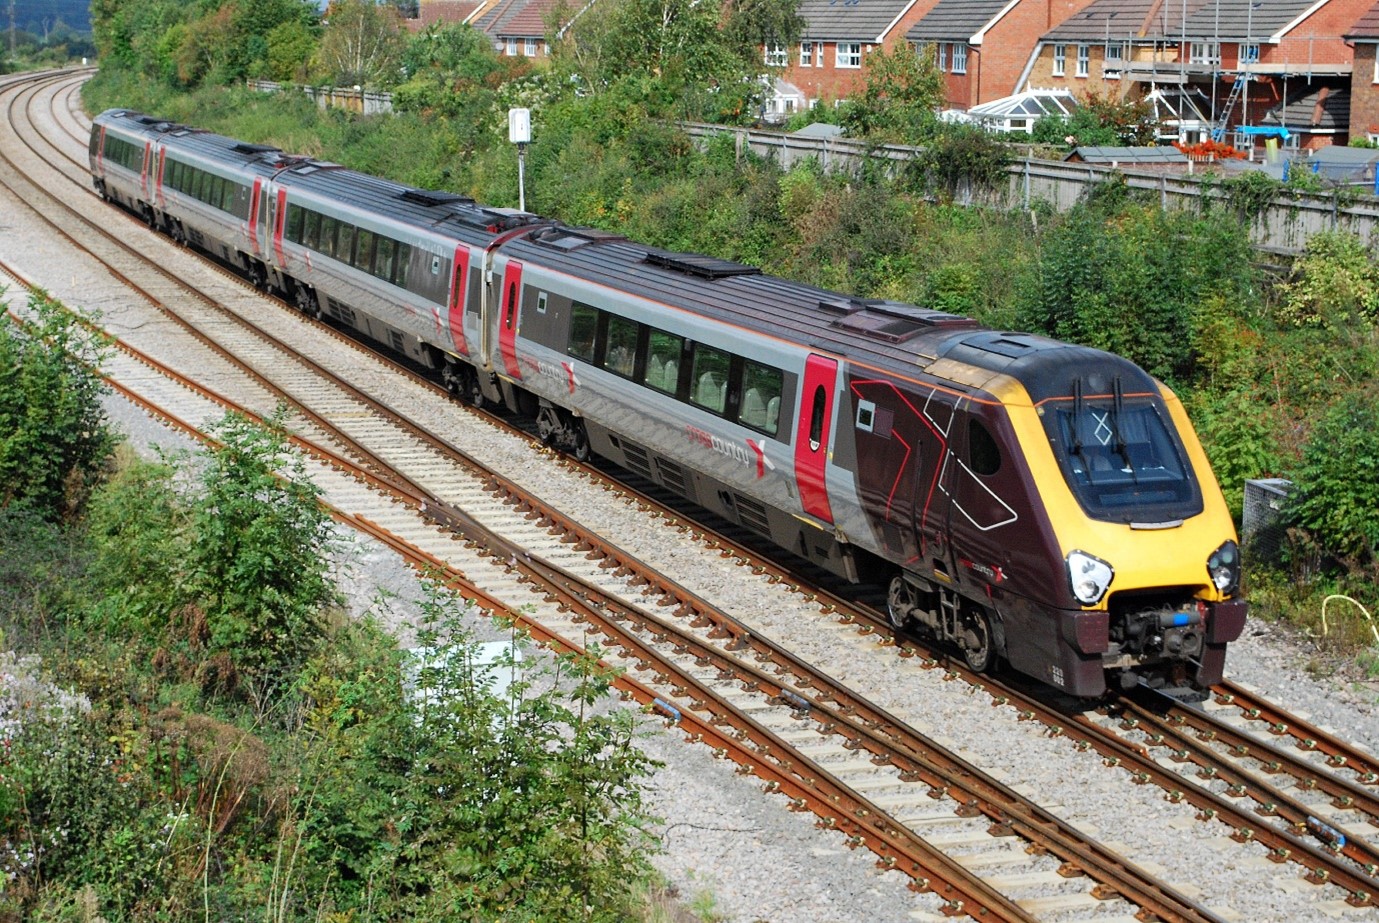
[0,398,660,920]
[0,289,114,521]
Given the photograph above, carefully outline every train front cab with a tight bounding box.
[998,375,1246,698]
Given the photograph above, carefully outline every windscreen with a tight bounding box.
[1044,398,1203,523]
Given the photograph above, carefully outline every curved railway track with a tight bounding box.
[2,67,1377,921]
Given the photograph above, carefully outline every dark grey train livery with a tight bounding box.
[91,109,1246,698]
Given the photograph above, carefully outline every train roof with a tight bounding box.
[504,227,1153,401]
[93,110,1160,402]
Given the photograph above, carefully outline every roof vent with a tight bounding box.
[232,142,281,155]
[532,227,628,250]
[400,189,473,207]
[643,250,761,280]
[830,302,976,343]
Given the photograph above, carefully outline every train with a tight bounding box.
[89,108,1246,699]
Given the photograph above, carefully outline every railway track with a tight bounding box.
[3,68,1378,921]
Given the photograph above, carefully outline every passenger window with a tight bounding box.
[375,237,396,281]
[567,303,598,362]
[285,205,304,243]
[809,385,826,450]
[690,345,731,415]
[604,315,638,378]
[969,419,1002,476]
[302,210,321,250]
[393,243,411,286]
[344,227,366,270]
[320,217,340,260]
[644,330,683,395]
[738,360,783,436]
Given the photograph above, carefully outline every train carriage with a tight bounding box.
[91,109,1246,699]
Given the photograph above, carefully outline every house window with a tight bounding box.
[1053,44,1065,76]
[800,42,814,67]
[1374,52,1379,84]
[1076,44,1089,77]
[1104,42,1123,78]
[765,43,788,67]
[937,42,947,71]
[524,38,537,56]
[816,43,824,66]
[952,43,967,75]
[1240,43,1259,64]
[505,37,517,56]
[1190,42,1220,65]
[837,42,862,68]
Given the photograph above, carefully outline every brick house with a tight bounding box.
[1019,0,1169,101]
[1346,0,1379,141]
[1120,0,1368,148]
[906,0,1101,108]
[416,0,583,57]
[776,0,940,104]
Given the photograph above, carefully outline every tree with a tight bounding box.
[554,0,759,118]
[316,0,407,87]
[1016,193,1255,386]
[1286,386,1379,568]
[299,583,659,919]
[721,0,804,63]
[1276,231,1379,330]
[185,409,337,710]
[839,42,944,144]
[1032,90,1157,147]
[0,288,114,521]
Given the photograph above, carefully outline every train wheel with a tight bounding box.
[885,575,916,632]
[466,374,485,409]
[961,607,996,673]
[295,285,320,319]
[247,261,267,290]
[570,421,591,462]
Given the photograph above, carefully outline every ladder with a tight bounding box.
[1211,74,1249,142]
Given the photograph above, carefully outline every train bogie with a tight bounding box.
[91,109,1246,699]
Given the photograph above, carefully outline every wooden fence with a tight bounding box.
[248,80,393,116]
[239,83,1377,256]
[679,122,1379,255]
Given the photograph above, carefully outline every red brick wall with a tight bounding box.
[934,0,1100,107]
[1352,44,1379,137]
[1271,0,1370,68]
[777,0,942,102]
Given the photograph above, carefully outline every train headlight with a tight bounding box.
[1066,551,1114,606]
[1207,540,1240,595]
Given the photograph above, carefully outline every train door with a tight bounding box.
[155,148,166,209]
[140,140,153,202]
[913,407,957,576]
[794,355,836,524]
[447,243,471,357]
[248,178,272,258]
[497,260,523,379]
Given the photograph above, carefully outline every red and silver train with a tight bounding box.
[90,109,1246,698]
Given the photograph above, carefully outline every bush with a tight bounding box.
[0,289,114,521]
[1286,386,1379,568]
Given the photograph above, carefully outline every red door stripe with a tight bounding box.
[795,355,837,524]
[448,244,470,354]
[498,260,523,378]
[248,178,262,252]
[273,189,288,265]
